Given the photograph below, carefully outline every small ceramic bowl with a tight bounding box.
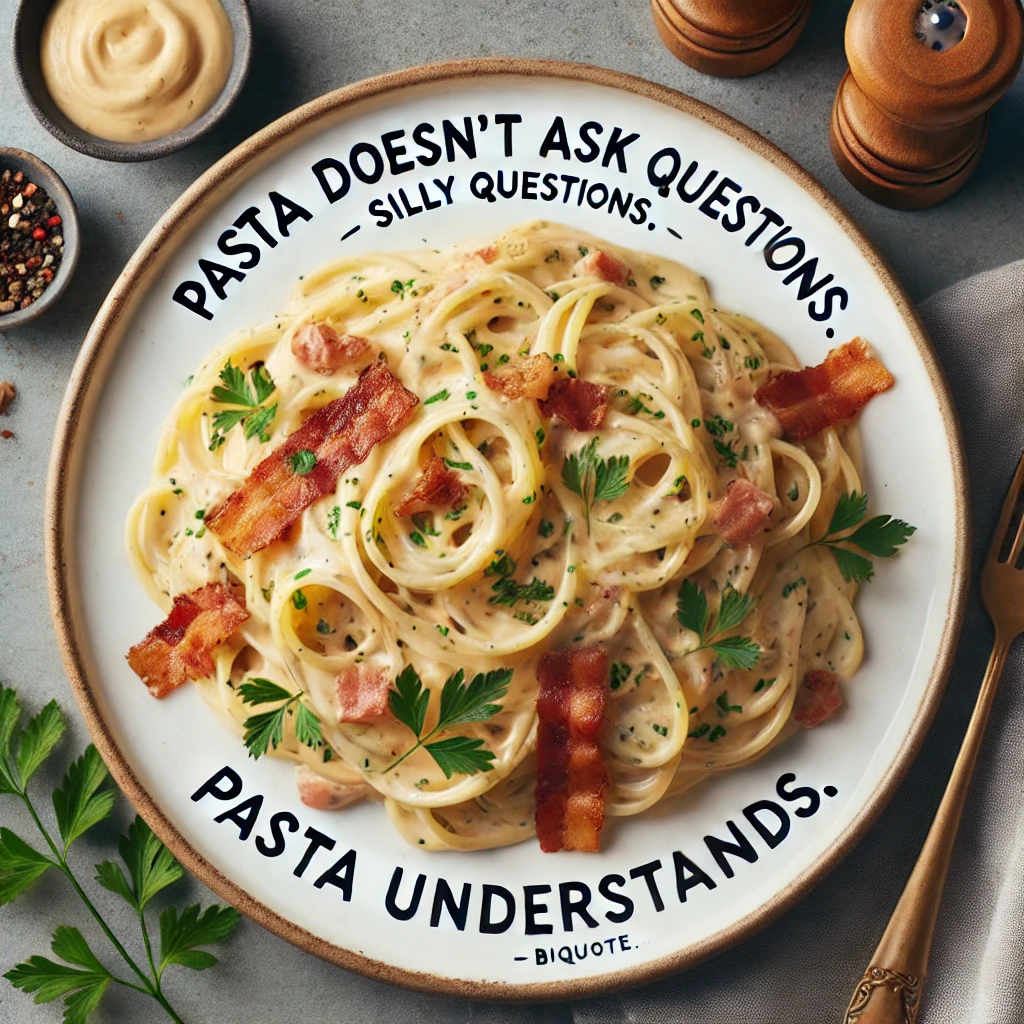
[12,0,253,163]
[0,148,79,330]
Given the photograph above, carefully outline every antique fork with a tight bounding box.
[844,451,1024,1024]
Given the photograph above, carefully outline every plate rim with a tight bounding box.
[44,56,971,1001]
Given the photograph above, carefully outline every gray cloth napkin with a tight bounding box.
[571,260,1024,1024]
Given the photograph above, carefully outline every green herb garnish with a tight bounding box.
[208,360,278,450]
[561,437,630,530]
[676,580,761,670]
[807,492,916,583]
[238,678,322,759]
[326,505,341,540]
[288,450,317,475]
[610,662,631,691]
[384,665,511,778]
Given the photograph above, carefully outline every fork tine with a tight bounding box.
[992,450,1024,565]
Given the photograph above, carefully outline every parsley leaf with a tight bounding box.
[562,437,631,529]
[0,827,54,905]
[708,636,762,671]
[423,736,496,778]
[210,361,254,407]
[384,665,510,777]
[810,491,916,583]
[0,685,23,795]
[827,491,869,535]
[251,364,275,404]
[389,665,430,739]
[16,700,65,787]
[676,579,710,637]
[5,928,112,1023]
[288,449,317,475]
[677,580,761,669]
[158,904,239,974]
[208,360,278,450]
[243,401,277,442]
[830,546,876,584]
[238,679,322,759]
[52,747,115,854]
[848,515,918,558]
[438,668,512,729]
[96,817,182,912]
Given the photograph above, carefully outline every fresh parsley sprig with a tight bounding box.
[238,679,323,759]
[561,437,630,530]
[677,580,761,670]
[208,360,278,451]
[0,684,238,1023]
[384,665,511,778]
[808,491,916,583]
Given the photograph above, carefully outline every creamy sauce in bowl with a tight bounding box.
[40,0,233,143]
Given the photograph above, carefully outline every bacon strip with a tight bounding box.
[291,322,370,375]
[127,583,249,698]
[393,456,467,517]
[295,765,374,810]
[714,479,775,545]
[483,353,558,401]
[755,338,895,441]
[535,646,609,853]
[573,250,632,288]
[208,361,418,557]
[794,670,844,728]
[538,376,611,432]
[335,666,391,723]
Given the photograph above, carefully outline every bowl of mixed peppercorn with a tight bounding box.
[0,147,78,328]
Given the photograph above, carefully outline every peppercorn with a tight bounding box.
[0,168,65,316]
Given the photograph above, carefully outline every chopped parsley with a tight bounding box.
[326,505,341,540]
[610,662,631,691]
[288,450,317,475]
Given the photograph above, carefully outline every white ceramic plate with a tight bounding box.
[47,60,968,999]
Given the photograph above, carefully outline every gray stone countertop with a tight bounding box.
[1,1,1021,1022]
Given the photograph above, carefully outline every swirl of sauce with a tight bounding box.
[41,0,233,143]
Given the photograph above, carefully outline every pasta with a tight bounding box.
[126,221,880,853]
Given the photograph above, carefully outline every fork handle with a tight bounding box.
[843,634,1012,1024]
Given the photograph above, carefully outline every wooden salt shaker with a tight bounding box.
[652,0,814,77]
[830,0,1023,209]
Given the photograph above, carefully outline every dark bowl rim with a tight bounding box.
[11,0,253,163]
[0,146,79,329]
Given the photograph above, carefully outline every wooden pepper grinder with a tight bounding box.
[652,0,814,77]
[830,0,1023,209]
